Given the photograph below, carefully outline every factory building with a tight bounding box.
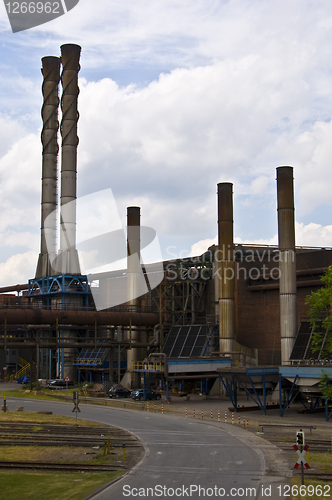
[0,45,331,417]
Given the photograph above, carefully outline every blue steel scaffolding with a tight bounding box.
[28,274,90,308]
[28,274,91,379]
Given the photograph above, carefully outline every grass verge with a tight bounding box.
[0,470,123,500]
[0,411,130,499]
[0,410,102,426]
[291,477,332,500]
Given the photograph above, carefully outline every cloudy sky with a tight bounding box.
[0,0,332,286]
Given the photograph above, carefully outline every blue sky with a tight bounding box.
[0,0,332,285]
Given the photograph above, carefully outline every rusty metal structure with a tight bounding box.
[277,166,297,365]
[36,56,60,279]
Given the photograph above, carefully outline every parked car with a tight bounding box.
[16,376,30,384]
[108,387,132,399]
[47,379,74,390]
[131,389,161,401]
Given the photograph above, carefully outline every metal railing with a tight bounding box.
[10,357,30,381]
[131,362,164,373]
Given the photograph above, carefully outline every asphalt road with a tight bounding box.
[7,398,267,499]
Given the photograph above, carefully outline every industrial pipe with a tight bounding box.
[36,56,60,278]
[277,166,297,365]
[0,284,28,294]
[57,43,81,274]
[217,183,236,354]
[0,308,158,327]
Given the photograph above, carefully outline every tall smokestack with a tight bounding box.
[218,183,236,354]
[126,206,141,387]
[36,56,60,278]
[127,206,141,309]
[277,166,297,365]
[58,43,81,274]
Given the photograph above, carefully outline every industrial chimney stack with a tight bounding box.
[36,44,82,279]
[126,206,141,386]
[57,43,81,275]
[36,56,60,278]
[218,183,236,354]
[277,166,297,365]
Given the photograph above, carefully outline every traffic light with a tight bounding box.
[296,431,305,446]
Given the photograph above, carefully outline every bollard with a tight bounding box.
[3,395,6,413]
[238,415,241,425]
[218,410,220,422]
[185,408,187,418]
[247,419,249,430]
[224,411,227,423]
[154,403,156,413]
[202,410,204,420]
[161,404,164,414]
[193,409,196,419]
[243,417,246,428]
[211,410,213,420]
[232,413,234,424]
[147,403,149,412]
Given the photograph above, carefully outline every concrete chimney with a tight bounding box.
[126,206,141,386]
[127,206,141,309]
[217,183,236,354]
[58,43,81,274]
[36,56,60,278]
[277,166,297,365]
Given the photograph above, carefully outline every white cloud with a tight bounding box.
[0,251,36,287]
[1,1,332,285]
[189,221,332,257]
[0,133,40,231]
[295,222,332,248]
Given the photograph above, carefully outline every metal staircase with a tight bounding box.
[10,357,30,381]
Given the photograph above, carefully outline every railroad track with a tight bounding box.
[0,439,140,447]
[0,423,125,434]
[0,460,127,472]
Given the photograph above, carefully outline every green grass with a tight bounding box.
[0,410,101,426]
[291,477,332,500]
[0,410,128,499]
[306,452,332,471]
[0,470,123,500]
[0,389,69,401]
[0,445,115,464]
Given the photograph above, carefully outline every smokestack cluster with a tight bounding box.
[36,44,81,278]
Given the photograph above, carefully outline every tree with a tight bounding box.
[305,266,332,402]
